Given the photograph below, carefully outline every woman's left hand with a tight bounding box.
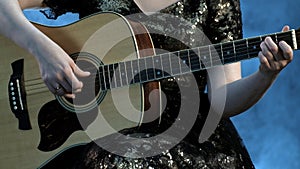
[258,26,294,78]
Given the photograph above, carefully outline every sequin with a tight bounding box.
[41,0,253,169]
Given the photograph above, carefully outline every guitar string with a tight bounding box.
[23,31,292,84]
[23,40,290,94]
[22,50,287,95]
[23,33,294,94]
[22,48,280,95]
[24,33,294,94]
[82,32,293,87]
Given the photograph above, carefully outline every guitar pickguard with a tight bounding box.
[37,99,98,152]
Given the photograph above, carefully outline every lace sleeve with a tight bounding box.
[41,0,100,19]
[205,0,243,43]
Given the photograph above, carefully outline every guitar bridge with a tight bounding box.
[8,59,32,130]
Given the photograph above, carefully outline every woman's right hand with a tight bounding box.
[35,39,90,98]
[0,0,90,98]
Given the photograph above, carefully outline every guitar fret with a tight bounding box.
[111,63,121,88]
[246,38,250,59]
[168,53,173,75]
[189,48,201,71]
[179,50,191,73]
[234,39,249,61]
[125,60,134,84]
[160,55,164,77]
[118,62,127,86]
[220,43,224,64]
[116,63,123,88]
[108,65,112,89]
[131,59,140,83]
[232,41,236,62]
[145,57,155,81]
[170,51,181,75]
[247,37,261,60]
[108,64,116,89]
[213,44,222,65]
[199,46,210,68]
[209,45,213,67]
[153,55,163,79]
[210,45,222,66]
[98,65,106,90]
[109,65,115,89]
[103,65,110,90]
[259,35,263,42]
[188,50,192,69]
[177,51,182,74]
[197,47,203,70]
[138,58,147,82]
[222,41,236,64]
[269,34,276,43]
[161,53,171,77]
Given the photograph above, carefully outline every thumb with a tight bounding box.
[72,64,91,77]
[282,25,290,32]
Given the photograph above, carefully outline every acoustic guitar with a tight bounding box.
[0,12,299,169]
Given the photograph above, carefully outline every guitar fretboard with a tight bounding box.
[98,29,298,90]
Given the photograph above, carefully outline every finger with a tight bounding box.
[59,78,72,93]
[45,80,56,95]
[281,25,290,32]
[69,63,90,91]
[42,74,63,95]
[264,37,284,61]
[61,65,83,92]
[55,88,65,96]
[64,93,76,99]
[258,51,271,69]
[72,63,91,78]
[51,81,75,98]
[279,41,293,61]
[260,40,276,62]
[51,83,65,96]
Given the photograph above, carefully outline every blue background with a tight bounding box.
[23,0,300,168]
[233,0,300,168]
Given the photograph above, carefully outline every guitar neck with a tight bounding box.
[99,29,300,90]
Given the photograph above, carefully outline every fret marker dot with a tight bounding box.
[227,51,230,55]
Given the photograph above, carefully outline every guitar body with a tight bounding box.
[0,12,159,169]
[1,10,298,169]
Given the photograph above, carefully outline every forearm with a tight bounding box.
[0,0,26,39]
[223,70,277,117]
[0,0,51,60]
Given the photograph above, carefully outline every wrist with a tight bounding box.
[257,67,278,82]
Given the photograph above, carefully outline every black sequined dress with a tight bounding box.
[40,0,255,168]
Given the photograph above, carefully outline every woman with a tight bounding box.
[0,0,293,168]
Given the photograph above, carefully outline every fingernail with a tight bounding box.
[74,88,82,93]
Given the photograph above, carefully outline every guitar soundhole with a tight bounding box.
[56,52,107,113]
